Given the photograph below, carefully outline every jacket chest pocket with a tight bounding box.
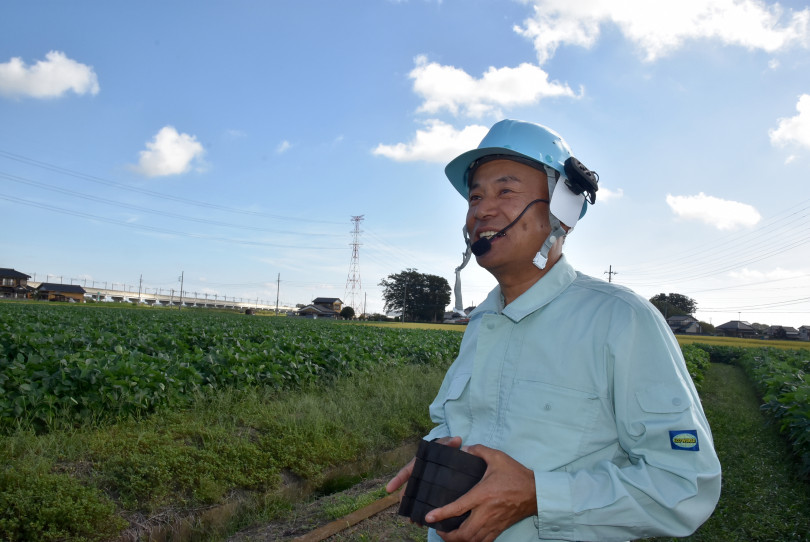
[442,374,473,438]
[503,380,602,470]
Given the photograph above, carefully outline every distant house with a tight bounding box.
[667,315,702,335]
[799,325,810,341]
[36,283,86,303]
[443,309,469,324]
[0,268,33,299]
[296,297,344,318]
[313,297,343,312]
[716,320,757,338]
[765,325,800,340]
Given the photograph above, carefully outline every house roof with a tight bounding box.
[716,320,755,331]
[37,283,86,294]
[0,268,31,280]
[769,325,799,333]
[298,304,338,315]
[313,297,342,304]
[667,315,697,323]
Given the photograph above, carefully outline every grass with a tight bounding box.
[676,334,810,350]
[0,362,447,541]
[2,327,809,541]
[322,487,389,520]
[362,321,466,331]
[650,362,810,541]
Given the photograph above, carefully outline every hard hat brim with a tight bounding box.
[445,146,542,200]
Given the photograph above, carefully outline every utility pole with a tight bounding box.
[138,274,143,304]
[275,273,280,315]
[178,271,184,310]
[604,265,618,283]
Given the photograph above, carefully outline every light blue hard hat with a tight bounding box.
[445,119,573,200]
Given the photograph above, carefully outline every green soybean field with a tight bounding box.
[0,302,462,434]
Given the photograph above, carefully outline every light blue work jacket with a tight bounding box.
[425,256,721,541]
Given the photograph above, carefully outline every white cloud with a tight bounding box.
[0,50,99,98]
[666,192,761,230]
[224,129,246,139]
[131,126,205,178]
[769,94,810,155]
[276,140,292,154]
[516,0,810,64]
[409,55,578,118]
[372,119,489,162]
[597,186,623,202]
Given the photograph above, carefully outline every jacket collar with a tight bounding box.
[470,255,577,323]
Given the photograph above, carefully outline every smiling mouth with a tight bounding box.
[478,230,499,240]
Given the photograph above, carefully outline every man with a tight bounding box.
[387,119,721,541]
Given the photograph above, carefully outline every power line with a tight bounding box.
[0,193,344,250]
[0,148,345,224]
[0,170,344,237]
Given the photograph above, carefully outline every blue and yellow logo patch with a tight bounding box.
[669,430,699,451]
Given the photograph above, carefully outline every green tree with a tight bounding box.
[379,269,451,322]
[339,306,355,320]
[649,293,697,317]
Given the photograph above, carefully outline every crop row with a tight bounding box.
[0,303,463,433]
[694,343,810,477]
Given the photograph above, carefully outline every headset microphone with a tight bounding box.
[470,198,549,256]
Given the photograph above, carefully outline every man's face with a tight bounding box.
[466,159,551,275]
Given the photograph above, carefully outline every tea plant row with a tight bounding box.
[694,343,810,477]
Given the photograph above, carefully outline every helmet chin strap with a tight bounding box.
[534,223,566,270]
[535,164,568,270]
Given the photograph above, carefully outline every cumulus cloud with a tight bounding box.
[516,0,810,64]
[410,55,577,118]
[131,126,205,178]
[0,50,99,98]
[372,119,489,162]
[666,192,761,230]
[769,94,810,160]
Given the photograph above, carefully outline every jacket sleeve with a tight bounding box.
[535,302,722,541]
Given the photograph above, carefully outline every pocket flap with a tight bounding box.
[445,374,470,401]
[636,384,690,414]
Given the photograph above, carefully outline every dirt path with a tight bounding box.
[228,473,427,542]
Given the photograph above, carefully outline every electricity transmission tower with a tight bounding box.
[344,215,364,315]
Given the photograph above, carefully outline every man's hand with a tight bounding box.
[425,444,537,542]
[386,437,463,498]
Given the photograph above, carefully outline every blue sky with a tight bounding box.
[1,0,809,328]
